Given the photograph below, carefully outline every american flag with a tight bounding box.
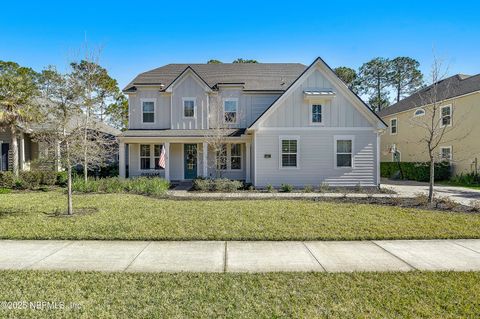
[158,145,166,168]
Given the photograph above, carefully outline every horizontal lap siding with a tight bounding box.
[255,130,377,187]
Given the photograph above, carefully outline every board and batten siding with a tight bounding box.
[128,89,170,130]
[261,70,371,128]
[171,76,208,130]
[254,129,378,187]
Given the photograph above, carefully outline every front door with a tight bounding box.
[0,143,9,171]
[184,144,197,179]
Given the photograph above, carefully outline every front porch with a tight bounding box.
[119,137,252,183]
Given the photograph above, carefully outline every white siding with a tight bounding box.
[171,76,208,129]
[254,129,378,187]
[128,89,170,129]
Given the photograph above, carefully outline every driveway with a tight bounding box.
[382,179,480,206]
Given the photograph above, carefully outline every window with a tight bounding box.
[281,139,298,168]
[392,150,401,162]
[230,144,241,170]
[414,109,425,117]
[440,146,452,161]
[390,118,397,135]
[154,145,162,170]
[183,99,195,118]
[224,99,238,123]
[142,100,155,123]
[311,104,322,124]
[140,145,151,170]
[335,138,353,168]
[441,105,452,127]
[216,144,227,170]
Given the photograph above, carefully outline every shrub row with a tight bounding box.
[0,171,68,190]
[72,177,170,196]
[193,178,243,192]
[380,161,451,182]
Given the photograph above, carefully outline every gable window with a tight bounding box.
[440,146,452,161]
[183,98,195,118]
[216,144,227,170]
[224,98,238,124]
[310,104,322,124]
[335,137,353,168]
[230,144,242,170]
[414,109,425,117]
[441,105,452,127]
[390,118,397,135]
[280,138,298,168]
[142,100,155,123]
[140,145,151,170]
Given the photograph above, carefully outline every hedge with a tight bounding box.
[0,171,68,190]
[380,161,451,182]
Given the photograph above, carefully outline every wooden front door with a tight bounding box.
[184,144,197,179]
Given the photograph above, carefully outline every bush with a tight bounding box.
[40,171,58,186]
[72,177,170,196]
[319,182,330,193]
[303,185,314,193]
[450,173,480,186]
[265,184,275,193]
[0,188,12,194]
[281,183,293,193]
[0,171,16,188]
[18,171,43,190]
[192,178,243,192]
[380,161,451,182]
[56,172,68,186]
[193,178,212,191]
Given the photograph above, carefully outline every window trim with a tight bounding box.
[215,143,243,171]
[334,135,355,169]
[309,103,324,125]
[223,98,239,124]
[141,98,156,124]
[390,118,398,135]
[413,108,425,117]
[440,145,452,161]
[440,104,452,128]
[182,97,197,119]
[278,136,300,169]
[392,149,401,162]
[139,144,164,171]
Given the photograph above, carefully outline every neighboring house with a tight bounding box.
[378,74,480,176]
[0,115,120,172]
[119,57,387,187]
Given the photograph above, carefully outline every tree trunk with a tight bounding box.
[10,125,19,177]
[397,83,401,102]
[83,116,89,183]
[428,156,435,204]
[66,141,73,215]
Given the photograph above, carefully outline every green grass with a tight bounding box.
[1,191,480,240]
[439,180,480,190]
[0,270,479,318]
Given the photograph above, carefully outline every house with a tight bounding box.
[378,74,480,176]
[119,57,387,187]
[0,115,121,172]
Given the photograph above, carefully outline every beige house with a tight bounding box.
[378,74,480,176]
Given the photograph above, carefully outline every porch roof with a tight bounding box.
[120,128,246,138]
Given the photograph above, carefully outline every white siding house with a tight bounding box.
[119,58,386,187]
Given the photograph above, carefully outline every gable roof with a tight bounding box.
[249,57,387,129]
[378,73,480,117]
[124,63,307,92]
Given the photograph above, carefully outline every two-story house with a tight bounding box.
[119,57,387,187]
[379,74,480,176]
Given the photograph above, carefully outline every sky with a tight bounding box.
[1,0,479,89]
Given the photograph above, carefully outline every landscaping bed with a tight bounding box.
[0,270,478,318]
[1,191,480,240]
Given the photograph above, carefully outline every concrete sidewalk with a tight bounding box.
[1,239,480,273]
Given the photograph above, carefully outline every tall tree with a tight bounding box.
[0,61,40,176]
[207,59,222,64]
[358,58,391,112]
[107,93,129,130]
[389,57,423,102]
[334,66,359,92]
[232,58,258,63]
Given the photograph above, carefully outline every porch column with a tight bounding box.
[202,142,208,177]
[19,132,25,171]
[245,142,251,183]
[164,142,170,181]
[119,142,126,178]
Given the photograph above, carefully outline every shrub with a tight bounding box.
[470,200,480,212]
[193,178,212,191]
[0,171,16,188]
[19,171,43,190]
[72,177,170,196]
[281,183,293,193]
[380,161,451,182]
[212,179,243,192]
[40,171,58,186]
[56,172,68,186]
[265,184,275,193]
[303,185,314,193]
[0,187,12,194]
[319,182,330,193]
[450,173,480,186]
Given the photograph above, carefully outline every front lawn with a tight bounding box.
[1,191,480,240]
[0,270,479,318]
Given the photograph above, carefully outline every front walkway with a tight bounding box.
[2,239,480,273]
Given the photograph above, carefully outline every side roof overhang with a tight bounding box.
[248,57,387,130]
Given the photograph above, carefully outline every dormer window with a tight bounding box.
[224,98,238,124]
[183,98,196,118]
[142,99,155,123]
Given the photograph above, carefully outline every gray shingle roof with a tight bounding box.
[124,63,307,92]
[120,129,246,138]
[378,74,480,117]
